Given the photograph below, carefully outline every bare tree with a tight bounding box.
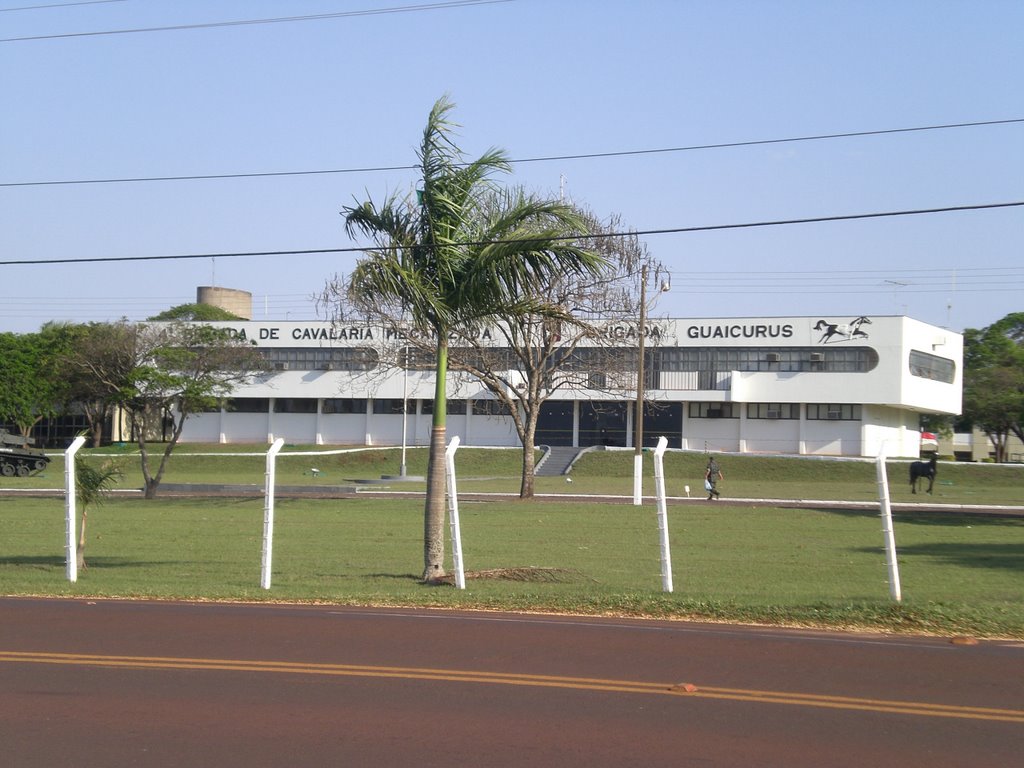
[444,209,669,497]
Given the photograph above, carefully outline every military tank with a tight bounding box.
[0,429,51,477]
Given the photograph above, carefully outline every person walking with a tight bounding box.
[705,456,723,500]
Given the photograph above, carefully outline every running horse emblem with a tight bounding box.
[814,316,871,343]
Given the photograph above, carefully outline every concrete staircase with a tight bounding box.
[535,445,588,477]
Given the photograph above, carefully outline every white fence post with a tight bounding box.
[445,436,466,590]
[64,436,87,583]
[633,452,643,506]
[260,438,285,590]
[875,445,902,603]
[653,436,673,592]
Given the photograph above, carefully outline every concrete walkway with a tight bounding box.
[3,485,1021,517]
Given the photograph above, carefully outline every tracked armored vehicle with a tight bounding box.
[0,430,50,477]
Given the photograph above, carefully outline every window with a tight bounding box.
[226,398,269,413]
[746,403,798,419]
[372,398,408,415]
[806,404,861,421]
[472,399,513,416]
[688,402,739,419]
[656,347,878,375]
[322,398,366,414]
[262,347,379,371]
[421,399,467,415]
[909,350,956,383]
[274,398,317,414]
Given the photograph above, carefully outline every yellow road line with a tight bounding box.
[2,650,1022,724]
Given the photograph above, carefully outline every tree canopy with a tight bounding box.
[148,303,245,322]
[0,324,77,436]
[962,311,1024,462]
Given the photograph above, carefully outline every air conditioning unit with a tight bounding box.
[809,353,824,362]
[765,353,781,362]
[274,362,290,371]
[766,409,782,419]
[827,410,842,420]
[707,408,723,419]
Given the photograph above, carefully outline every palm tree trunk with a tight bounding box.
[422,339,449,582]
[423,425,447,582]
[77,510,88,570]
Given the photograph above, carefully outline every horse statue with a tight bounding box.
[909,455,937,494]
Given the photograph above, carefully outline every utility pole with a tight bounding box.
[633,264,647,506]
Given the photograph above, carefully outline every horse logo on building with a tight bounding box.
[813,316,871,344]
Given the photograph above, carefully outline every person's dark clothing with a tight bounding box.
[705,459,722,500]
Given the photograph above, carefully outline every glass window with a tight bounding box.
[322,398,366,414]
[806,404,861,421]
[421,399,467,415]
[656,347,878,374]
[472,399,513,416]
[263,347,379,371]
[372,398,408,415]
[746,403,798,419]
[687,402,739,418]
[273,398,317,414]
[226,398,269,413]
[909,350,956,383]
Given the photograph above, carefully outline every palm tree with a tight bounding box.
[74,454,122,570]
[341,96,607,582]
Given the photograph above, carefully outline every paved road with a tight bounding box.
[1,598,1022,767]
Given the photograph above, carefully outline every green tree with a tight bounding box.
[63,321,264,498]
[962,312,1024,462]
[328,96,606,581]
[63,322,137,447]
[0,324,76,437]
[148,303,244,322]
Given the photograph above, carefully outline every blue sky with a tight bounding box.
[2,0,1021,334]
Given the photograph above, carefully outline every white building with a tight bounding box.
[179,315,962,459]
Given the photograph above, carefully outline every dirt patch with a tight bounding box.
[439,567,579,584]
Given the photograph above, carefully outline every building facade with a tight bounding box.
[177,315,963,459]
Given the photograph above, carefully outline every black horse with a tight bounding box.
[910,455,937,494]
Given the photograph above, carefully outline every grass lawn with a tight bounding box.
[12,444,1024,505]
[2,466,1022,637]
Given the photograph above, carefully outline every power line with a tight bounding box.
[2,200,1020,266]
[4,118,1021,188]
[0,0,124,12]
[0,0,512,42]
